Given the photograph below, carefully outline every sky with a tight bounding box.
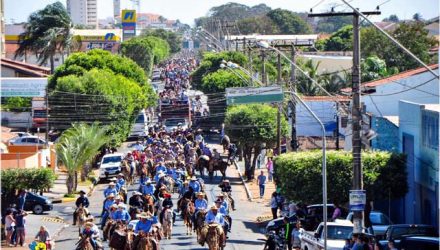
[4,0,440,26]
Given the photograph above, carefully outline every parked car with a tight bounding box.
[399,236,439,250]
[265,214,299,233]
[98,153,124,181]
[303,204,348,231]
[378,224,438,249]
[300,219,354,250]
[24,192,53,214]
[10,136,46,146]
[346,211,392,237]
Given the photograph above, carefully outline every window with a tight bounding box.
[422,112,439,150]
[25,138,38,143]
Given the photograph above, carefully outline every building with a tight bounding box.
[399,101,439,227]
[342,64,439,116]
[299,52,353,75]
[113,0,120,18]
[1,57,50,77]
[66,0,98,28]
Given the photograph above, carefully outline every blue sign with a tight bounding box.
[349,190,366,211]
[104,33,115,41]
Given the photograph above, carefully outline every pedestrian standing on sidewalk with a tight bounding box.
[257,171,267,199]
[266,158,274,182]
[270,192,278,219]
[15,209,28,247]
[5,209,16,247]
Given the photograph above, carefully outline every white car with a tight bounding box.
[98,153,124,180]
[10,136,46,146]
[164,118,189,133]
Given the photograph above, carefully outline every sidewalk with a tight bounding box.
[44,169,96,203]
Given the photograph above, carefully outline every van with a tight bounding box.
[129,110,148,138]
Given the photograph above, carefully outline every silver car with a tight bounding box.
[347,211,392,237]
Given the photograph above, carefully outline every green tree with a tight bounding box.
[266,9,312,34]
[225,104,288,180]
[121,36,170,75]
[237,15,279,35]
[316,16,352,33]
[361,56,396,82]
[274,151,408,204]
[382,14,399,22]
[296,59,321,95]
[141,29,182,53]
[320,25,353,51]
[1,168,57,193]
[1,97,32,111]
[201,69,249,93]
[319,73,347,94]
[56,123,110,194]
[15,2,73,73]
[413,13,423,21]
[50,69,150,144]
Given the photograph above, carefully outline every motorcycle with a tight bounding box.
[259,230,287,250]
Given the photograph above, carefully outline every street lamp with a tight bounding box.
[220,63,253,86]
[258,40,328,250]
[196,32,224,51]
[221,60,260,86]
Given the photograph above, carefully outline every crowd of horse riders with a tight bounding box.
[72,54,238,250]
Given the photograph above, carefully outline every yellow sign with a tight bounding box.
[122,9,137,23]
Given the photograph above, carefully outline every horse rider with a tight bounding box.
[193,192,208,230]
[199,205,226,247]
[215,199,231,234]
[160,193,176,224]
[82,216,100,238]
[134,212,153,234]
[218,179,236,210]
[81,221,100,249]
[179,180,189,197]
[124,152,135,175]
[114,204,131,224]
[129,191,144,209]
[73,190,90,225]
[227,143,238,163]
[100,194,115,229]
[156,162,167,173]
[103,182,118,198]
[210,148,221,169]
[116,174,126,191]
[139,180,155,196]
[139,173,150,186]
[189,176,202,194]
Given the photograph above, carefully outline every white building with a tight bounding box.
[113,0,120,18]
[66,0,98,28]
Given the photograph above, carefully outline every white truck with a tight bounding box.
[300,220,353,250]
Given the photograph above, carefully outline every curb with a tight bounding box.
[233,161,253,202]
[50,183,96,204]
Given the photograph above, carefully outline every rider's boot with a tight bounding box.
[73,211,77,225]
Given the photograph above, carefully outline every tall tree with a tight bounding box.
[267,9,312,34]
[15,2,73,73]
[382,14,400,22]
[56,123,110,194]
[141,29,182,53]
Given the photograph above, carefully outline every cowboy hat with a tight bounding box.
[109,182,116,186]
[191,176,197,181]
[79,190,86,194]
[222,179,230,183]
[110,204,118,209]
[109,177,117,181]
[132,191,142,196]
[118,204,125,208]
[118,173,124,176]
[215,199,223,203]
[210,205,218,210]
[107,193,115,198]
[197,192,204,196]
[137,212,150,219]
[217,193,225,197]
[85,222,94,228]
[115,195,122,200]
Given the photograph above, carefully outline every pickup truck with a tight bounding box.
[300,220,353,250]
[377,224,438,249]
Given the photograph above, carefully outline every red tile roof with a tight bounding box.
[341,64,439,93]
[1,58,50,77]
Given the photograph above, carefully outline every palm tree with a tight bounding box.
[15,2,72,73]
[297,59,320,96]
[56,123,110,194]
[319,73,346,94]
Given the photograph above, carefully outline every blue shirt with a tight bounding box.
[139,176,150,185]
[135,219,153,233]
[205,211,225,225]
[194,199,208,210]
[140,184,155,195]
[258,175,267,185]
[189,181,201,193]
[104,187,118,198]
[116,178,125,191]
[114,210,131,222]
[104,199,115,211]
[109,210,118,220]
[156,165,167,173]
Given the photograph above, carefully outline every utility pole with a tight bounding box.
[247,40,253,87]
[290,45,298,151]
[276,54,282,155]
[261,50,267,86]
[309,8,380,236]
[335,102,340,150]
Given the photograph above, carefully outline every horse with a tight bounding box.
[208,159,228,181]
[103,219,116,241]
[205,224,225,250]
[142,194,155,214]
[119,187,128,203]
[121,161,134,185]
[162,207,173,239]
[220,135,230,153]
[163,176,175,193]
[76,206,87,234]
[195,210,207,241]
[109,224,133,250]
[75,235,100,250]
[133,232,159,250]
[180,198,194,235]
[197,156,210,178]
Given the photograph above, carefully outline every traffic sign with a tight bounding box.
[122,10,137,23]
[226,86,283,105]
[349,190,366,211]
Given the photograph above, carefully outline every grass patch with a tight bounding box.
[63,193,75,198]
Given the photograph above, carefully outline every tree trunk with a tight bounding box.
[81,163,89,182]
[243,146,253,180]
[74,171,78,192]
[66,173,74,194]
[50,54,55,74]
[249,145,261,180]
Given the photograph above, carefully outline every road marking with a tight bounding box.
[41,216,66,224]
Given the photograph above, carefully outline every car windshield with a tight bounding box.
[102,156,122,164]
[370,213,391,225]
[327,226,353,240]
[165,119,185,126]
[391,227,437,239]
[33,110,47,118]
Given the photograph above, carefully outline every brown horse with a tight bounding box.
[205,224,225,250]
[75,235,101,250]
[162,207,173,239]
[109,224,133,250]
[103,219,116,241]
[195,210,207,241]
[142,194,155,214]
[208,159,228,180]
[221,135,230,153]
[197,156,209,177]
[133,232,159,250]
[180,199,194,235]
[121,160,134,185]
